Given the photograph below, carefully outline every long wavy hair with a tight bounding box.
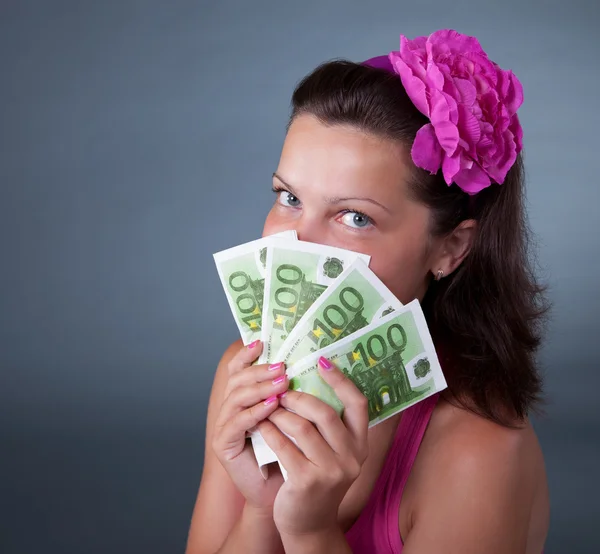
[286,60,549,426]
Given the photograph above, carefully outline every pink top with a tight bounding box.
[344,393,439,553]
[345,393,544,554]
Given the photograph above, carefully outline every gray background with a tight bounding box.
[1,1,598,552]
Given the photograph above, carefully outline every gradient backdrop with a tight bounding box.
[1,1,598,552]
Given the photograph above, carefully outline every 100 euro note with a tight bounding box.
[259,299,448,478]
[213,231,297,345]
[258,241,371,364]
[275,258,404,367]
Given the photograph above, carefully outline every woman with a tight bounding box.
[186,30,550,554]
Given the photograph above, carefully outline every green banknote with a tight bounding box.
[275,258,403,366]
[213,231,297,344]
[287,298,447,426]
[258,241,371,364]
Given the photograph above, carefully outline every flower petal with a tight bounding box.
[457,104,481,146]
[426,58,445,91]
[390,53,430,116]
[488,130,517,183]
[429,89,449,123]
[442,153,461,184]
[399,35,427,78]
[401,34,427,54]
[412,124,443,174]
[509,114,523,153]
[503,70,524,114]
[454,78,477,106]
[429,29,486,57]
[433,120,460,156]
[453,163,491,194]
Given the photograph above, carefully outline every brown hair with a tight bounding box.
[287,60,549,426]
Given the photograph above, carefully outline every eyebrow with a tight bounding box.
[272,172,392,214]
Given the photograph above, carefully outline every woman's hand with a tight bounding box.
[257,356,369,538]
[211,340,289,514]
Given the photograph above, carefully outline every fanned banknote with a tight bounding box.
[275,258,404,366]
[213,236,447,482]
[213,231,297,345]
[286,298,447,426]
[258,241,370,364]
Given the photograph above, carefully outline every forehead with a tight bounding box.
[278,114,411,200]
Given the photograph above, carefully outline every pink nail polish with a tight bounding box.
[248,340,260,349]
[268,362,282,371]
[272,375,286,385]
[264,395,278,405]
[318,356,333,370]
[277,392,287,399]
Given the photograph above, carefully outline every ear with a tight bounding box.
[430,219,477,279]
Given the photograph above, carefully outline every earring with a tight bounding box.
[435,269,444,281]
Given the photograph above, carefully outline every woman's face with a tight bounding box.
[263,114,444,304]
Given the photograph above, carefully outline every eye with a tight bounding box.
[339,211,373,229]
[275,190,301,208]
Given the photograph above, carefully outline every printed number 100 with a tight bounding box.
[309,287,364,344]
[346,323,407,368]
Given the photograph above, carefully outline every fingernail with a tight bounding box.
[272,375,286,385]
[264,395,278,405]
[277,392,287,399]
[268,362,283,371]
[248,340,260,349]
[318,356,333,370]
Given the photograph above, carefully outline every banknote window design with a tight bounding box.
[413,358,431,379]
[259,247,267,269]
[322,257,344,279]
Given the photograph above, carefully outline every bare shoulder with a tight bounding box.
[401,398,549,554]
[426,398,542,472]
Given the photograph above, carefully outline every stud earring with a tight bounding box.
[435,269,444,281]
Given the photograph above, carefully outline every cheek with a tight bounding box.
[261,209,277,237]
[262,206,292,238]
[366,243,428,303]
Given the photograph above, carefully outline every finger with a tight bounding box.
[278,390,353,458]
[224,361,286,398]
[256,419,311,476]
[219,372,290,422]
[316,356,369,445]
[267,407,337,467]
[213,396,280,462]
[227,339,264,376]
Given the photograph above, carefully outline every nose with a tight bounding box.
[293,215,324,245]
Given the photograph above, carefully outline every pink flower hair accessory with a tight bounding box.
[365,30,524,195]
